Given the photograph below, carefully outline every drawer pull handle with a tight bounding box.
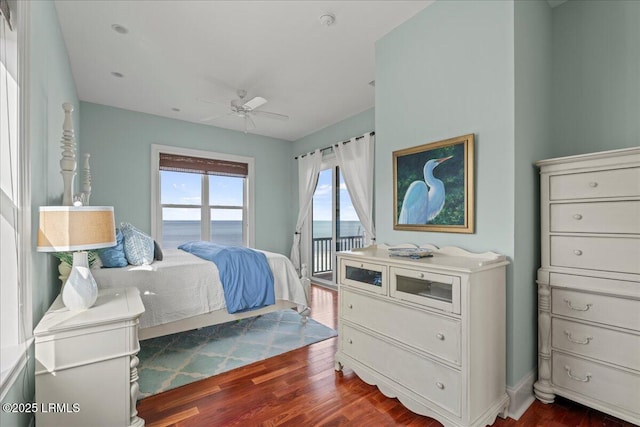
[573,214,583,220]
[436,333,445,341]
[588,182,598,188]
[573,249,583,256]
[564,299,592,311]
[564,366,591,383]
[436,382,445,390]
[564,331,593,345]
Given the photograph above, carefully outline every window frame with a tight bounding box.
[0,0,32,399]
[151,144,255,248]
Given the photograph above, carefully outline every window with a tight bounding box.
[1,0,31,396]
[151,146,255,249]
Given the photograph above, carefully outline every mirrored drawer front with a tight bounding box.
[552,352,640,416]
[552,318,640,370]
[341,324,461,416]
[550,236,640,274]
[390,267,460,314]
[549,167,640,200]
[342,289,461,364]
[552,288,640,331]
[550,201,640,234]
[340,258,387,295]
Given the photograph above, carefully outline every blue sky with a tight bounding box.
[161,171,243,220]
[312,168,359,221]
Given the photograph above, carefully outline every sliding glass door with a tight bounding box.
[310,166,364,286]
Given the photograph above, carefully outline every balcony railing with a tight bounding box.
[312,235,364,275]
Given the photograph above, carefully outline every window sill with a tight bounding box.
[0,338,33,400]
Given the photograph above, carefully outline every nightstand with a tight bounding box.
[34,287,145,427]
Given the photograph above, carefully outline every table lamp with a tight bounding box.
[37,206,116,311]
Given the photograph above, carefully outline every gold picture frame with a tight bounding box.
[393,134,475,233]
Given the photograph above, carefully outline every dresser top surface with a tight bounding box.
[34,287,145,336]
[536,146,640,169]
[338,245,508,273]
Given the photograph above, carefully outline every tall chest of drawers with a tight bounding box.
[335,245,509,427]
[534,147,640,425]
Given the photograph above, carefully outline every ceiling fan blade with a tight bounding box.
[251,110,289,121]
[243,96,267,111]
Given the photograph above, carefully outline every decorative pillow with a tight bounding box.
[153,240,163,261]
[98,229,128,268]
[120,222,154,266]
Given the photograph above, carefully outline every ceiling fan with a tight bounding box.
[199,89,289,133]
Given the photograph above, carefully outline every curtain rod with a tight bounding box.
[294,131,375,160]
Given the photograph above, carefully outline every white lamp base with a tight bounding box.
[62,251,98,311]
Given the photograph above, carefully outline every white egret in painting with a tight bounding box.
[398,156,453,224]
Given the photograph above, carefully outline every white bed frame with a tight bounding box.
[57,102,312,341]
[139,293,310,340]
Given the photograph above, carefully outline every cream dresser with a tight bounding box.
[534,147,640,425]
[34,287,146,427]
[335,245,509,427]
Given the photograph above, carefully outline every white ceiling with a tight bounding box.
[54,1,432,141]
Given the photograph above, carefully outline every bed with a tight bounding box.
[91,248,310,340]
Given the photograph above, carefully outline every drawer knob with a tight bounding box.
[564,365,592,383]
[347,339,353,344]
[564,299,592,312]
[436,382,445,390]
[573,249,583,256]
[588,182,598,188]
[360,264,364,268]
[573,214,583,220]
[348,303,353,309]
[419,273,425,279]
[436,333,445,341]
[564,330,593,345]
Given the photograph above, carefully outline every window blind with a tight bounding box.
[159,153,248,177]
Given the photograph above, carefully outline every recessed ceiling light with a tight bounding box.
[171,107,181,112]
[111,24,129,34]
[111,71,124,78]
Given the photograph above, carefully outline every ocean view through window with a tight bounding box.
[311,167,364,283]
[155,148,252,249]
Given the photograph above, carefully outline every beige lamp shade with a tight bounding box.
[37,206,116,252]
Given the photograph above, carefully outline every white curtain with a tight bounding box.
[290,149,322,273]
[334,133,376,246]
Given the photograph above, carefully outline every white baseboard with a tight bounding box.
[506,369,536,420]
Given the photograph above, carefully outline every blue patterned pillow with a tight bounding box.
[98,229,128,268]
[120,222,154,266]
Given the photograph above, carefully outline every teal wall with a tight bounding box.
[79,102,294,254]
[293,108,375,158]
[551,0,640,156]
[514,0,553,387]
[376,0,520,384]
[1,1,79,426]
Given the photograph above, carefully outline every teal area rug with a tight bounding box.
[137,310,337,399]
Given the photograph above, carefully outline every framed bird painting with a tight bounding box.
[393,133,475,233]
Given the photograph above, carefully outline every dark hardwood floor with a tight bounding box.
[137,285,635,427]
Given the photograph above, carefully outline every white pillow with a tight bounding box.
[120,222,154,266]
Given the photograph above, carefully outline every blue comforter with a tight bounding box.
[178,241,275,313]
